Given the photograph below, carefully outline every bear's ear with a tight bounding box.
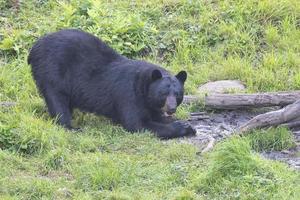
[176,71,187,84]
[151,69,162,81]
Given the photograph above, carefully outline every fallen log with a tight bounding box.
[238,100,300,133]
[183,91,300,109]
[281,120,300,130]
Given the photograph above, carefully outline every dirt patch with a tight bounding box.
[183,108,300,170]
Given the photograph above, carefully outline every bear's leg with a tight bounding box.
[118,105,195,139]
[121,115,195,139]
[42,88,73,129]
[145,121,196,139]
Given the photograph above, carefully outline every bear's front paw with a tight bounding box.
[171,121,196,137]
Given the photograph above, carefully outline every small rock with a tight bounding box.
[198,80,246,94]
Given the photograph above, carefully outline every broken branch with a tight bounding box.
[238,100,300,133]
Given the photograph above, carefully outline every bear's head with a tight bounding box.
[146,70,187,116]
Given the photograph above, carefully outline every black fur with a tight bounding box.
[28,29,195,139]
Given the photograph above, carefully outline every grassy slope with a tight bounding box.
[0,0,300,199]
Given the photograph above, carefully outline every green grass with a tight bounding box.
[194,137,299,199]
[1,0,300,199]
[247,127,296,152]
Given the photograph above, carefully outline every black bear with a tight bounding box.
[28,29,196,138]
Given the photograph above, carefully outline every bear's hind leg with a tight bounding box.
[42,88,73,129]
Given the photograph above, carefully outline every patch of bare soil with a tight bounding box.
[183,108,300,170]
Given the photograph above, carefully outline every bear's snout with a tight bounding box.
[162,95,177,115]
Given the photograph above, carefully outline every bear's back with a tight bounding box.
[28,29,123,79]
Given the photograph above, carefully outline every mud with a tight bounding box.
[183,108,300,170]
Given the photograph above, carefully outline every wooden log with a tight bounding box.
[183,91,300,109]
[281,120,300,130]
[183,95,199,104]
[238,100,300,133]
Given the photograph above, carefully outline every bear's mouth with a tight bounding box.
[161,96,177,117]
[163,112,173,117]
[163,110,176,117]
[161,107,176,117]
